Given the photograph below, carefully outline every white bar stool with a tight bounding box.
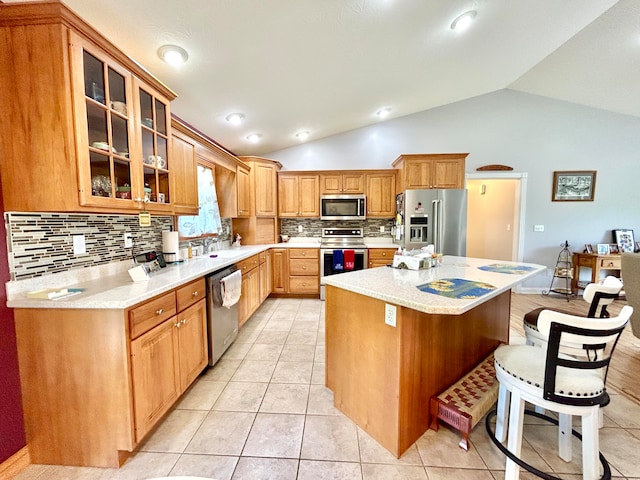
[487,305,632,480]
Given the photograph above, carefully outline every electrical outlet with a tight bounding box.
[384,303,396,327]
[72,234,86,255]
[379,226,385,233]
[533,224,544,232]
[124,232,133,248]
[298,224,303,233]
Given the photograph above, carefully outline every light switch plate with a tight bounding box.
[385,303,396,327]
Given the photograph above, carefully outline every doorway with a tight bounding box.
[466,173,527,262]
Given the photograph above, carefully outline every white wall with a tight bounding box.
[266,89,640,289]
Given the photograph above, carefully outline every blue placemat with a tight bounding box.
[417,278,497,299]
[478,264,537,274]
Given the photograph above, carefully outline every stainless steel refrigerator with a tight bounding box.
[394,189,467,255]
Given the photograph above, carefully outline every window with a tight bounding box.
[177,164,222,237]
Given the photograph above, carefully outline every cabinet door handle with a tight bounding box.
[192,291,199,297]
[156,308,164,315]
[174,322,181,328]
[181,318,187,325]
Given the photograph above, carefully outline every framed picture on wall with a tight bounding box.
[552,170,596,201]
[613,229,635,253]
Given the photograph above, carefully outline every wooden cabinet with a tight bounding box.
[271,248,289,293]
[393,154,467,190]
[13,277,207,467]
[0,4,177,213]
[278,173,320,217]
[130,278,207,442]
[233,157,282,245]
[170,123,200,215]
[237,254,261,326]
[320,173,365,194]
[259,250,272,303]
[236,165,251,217]
[368,248,397,268]
[288,248,320,294]
[365,172,396,217]
[571,253,622,294]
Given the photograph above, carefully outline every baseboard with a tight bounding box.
[0,446,30,480]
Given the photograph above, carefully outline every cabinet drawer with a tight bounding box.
[176,277,206,312]
[129,292,177,339]
[289,248,319,259]
[237,254,259,273]
[259,251,267,264]
[289,258,319,276]
[600,257,621,269]
[289,276,320,293]
[368,248,397,260]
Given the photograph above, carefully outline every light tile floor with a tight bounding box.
[16,298,640,480]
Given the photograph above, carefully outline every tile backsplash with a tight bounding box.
[5,213,233,281]
[280,218,394,239]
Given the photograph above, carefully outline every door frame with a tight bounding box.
[465,172,528,263]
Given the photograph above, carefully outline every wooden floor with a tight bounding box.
[510,292,640,404]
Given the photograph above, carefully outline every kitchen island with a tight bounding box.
[322,256,544,457]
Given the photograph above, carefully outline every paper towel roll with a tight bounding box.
[162,231,179,256]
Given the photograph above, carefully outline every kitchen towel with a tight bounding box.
[344,250,355,270]
[332,250,344,271]
[221,270,242,307]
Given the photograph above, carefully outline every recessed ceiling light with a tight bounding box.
[226,113,245,125]
[158,44,189,66]
[246,133,262,143]
[450,10,477,31]
[376,107,391,118]
[296,131,310,141]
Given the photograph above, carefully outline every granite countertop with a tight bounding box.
[5,238,404,310]
[322,256,545,315]
[6,245,272,310]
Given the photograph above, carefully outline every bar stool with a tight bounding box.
[524,276,623,348]
[486,305,632,480]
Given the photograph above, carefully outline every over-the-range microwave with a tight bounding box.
[320,194,366,220]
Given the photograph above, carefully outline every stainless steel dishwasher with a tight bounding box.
[206,265,240,366]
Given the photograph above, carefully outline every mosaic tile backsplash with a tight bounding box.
[4,212,391,281]
[5,213,233,281]
[280,218,395,240]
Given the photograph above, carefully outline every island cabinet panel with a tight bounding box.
[325,285,510,457]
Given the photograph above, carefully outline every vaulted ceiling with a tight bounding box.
[6,0,639,155]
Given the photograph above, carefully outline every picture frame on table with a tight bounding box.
[597,243,610,255]
[609,244,620,254]
[584,244,594,254]
[552,170,596,201]
[636,242,640,253]
[613,229,635,253]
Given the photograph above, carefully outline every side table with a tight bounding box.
[571,252,622,294]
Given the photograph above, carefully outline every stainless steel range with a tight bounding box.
[320,227,368,300]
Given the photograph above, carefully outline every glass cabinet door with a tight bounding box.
[140,88,170,205]
[82,50,134,201]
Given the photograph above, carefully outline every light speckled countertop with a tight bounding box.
[322,256,545,315]
[5,238,405,310]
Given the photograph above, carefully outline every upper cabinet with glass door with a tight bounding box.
[77,43,137,208]
[137,83,172,213]
[0,4,178,213]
